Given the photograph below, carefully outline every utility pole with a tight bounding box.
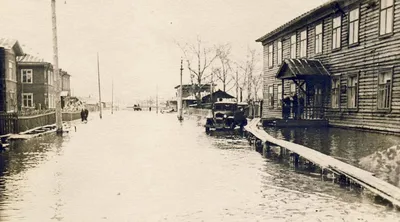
[236,67,239,102]
[97,53,102,119]
[156,85,159,114]
[51,0,63,134]
[178,59,184,121]
[211,70,214,116]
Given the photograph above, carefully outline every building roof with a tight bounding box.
[0,38,24,56]
[256,0,344,43]
[17,54,46,63]
[182,95,197,101]
[202,90,235,100]
[276,59,331,80]
[174,84,213,89]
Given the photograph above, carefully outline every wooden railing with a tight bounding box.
[282,106,326,120]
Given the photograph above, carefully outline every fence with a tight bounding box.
[0,111,81,135]
[0,113,18,135]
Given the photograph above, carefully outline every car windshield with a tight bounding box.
[214,104,235,111]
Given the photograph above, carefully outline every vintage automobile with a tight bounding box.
[204,101,248,133]
[133,104,142,111]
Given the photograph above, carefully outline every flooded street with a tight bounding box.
[1,111,400,221]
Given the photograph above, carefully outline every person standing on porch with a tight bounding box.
[299,96,305,119]
[282,96,291,119]
[291,94,298,120]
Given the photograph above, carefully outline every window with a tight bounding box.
[300,30,307,58]
[22,93,33,107]
[347,75,358,108]
[380,0,394,36]
[315,24,323,54]
[277,41,283,65]
[290,82,296,94]
[268,44,274,68]
[332,16,341,50]
[21,69,33,83]
[290,34,297,58]
[277,84,282,108]
[8,61,15,81]
[268,85,274,107]
[349,8,360,45]
[331,77,340,108]
[377,70,392,109]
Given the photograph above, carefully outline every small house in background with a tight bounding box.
[201,90,235,104]
[17,54,56,111]
[0,38,24,112]
[175,84,213,100]
[166,100,177,111]
[60,69,71,96]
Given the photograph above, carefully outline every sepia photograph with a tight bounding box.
[1,0,400,221]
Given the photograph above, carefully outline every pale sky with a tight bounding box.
[0,0,328,104]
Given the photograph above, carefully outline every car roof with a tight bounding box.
[214,101,237,105]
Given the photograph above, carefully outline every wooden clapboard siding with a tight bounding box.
[260,0,400,132]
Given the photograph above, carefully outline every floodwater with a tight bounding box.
[264,126,400,187]
[0,111,399,221]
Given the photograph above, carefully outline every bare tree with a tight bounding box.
[213,44,233,92]
[251,71,263,101]
[231,48,259,102]
[177,37,218,103]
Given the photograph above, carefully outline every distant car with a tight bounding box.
[133,105,142,111]
[204,101,248,133]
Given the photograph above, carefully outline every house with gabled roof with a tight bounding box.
[0,38,24,112]
[17,54,57,110]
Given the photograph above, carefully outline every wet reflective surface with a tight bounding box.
[264,127,400,167]
[0,111,399,221]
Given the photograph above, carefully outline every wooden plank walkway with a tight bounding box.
[245,118,400,208]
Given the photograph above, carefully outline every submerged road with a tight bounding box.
[0,111,399,221]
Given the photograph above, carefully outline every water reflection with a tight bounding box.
[0,113,400,221]
[265,126,400,166]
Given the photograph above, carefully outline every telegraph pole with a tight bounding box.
[178,59,184,121]
[51,0,63,134]
[97,53,103,119]
[156,85,159,114]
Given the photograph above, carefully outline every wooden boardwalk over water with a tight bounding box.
[245,118,400,208]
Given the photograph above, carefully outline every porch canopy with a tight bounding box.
[276,58,330,80]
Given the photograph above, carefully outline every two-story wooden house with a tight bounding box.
[17,54,57,110]
[257,0,400,133]
[0,38,24,113]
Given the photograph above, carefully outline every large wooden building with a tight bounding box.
[257,0,400,133]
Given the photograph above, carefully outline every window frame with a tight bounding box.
[346,72,359,110]
[21,69,33,84]
[268,85,274,109]
[22,93,34,108]
[348,6,360,47]
[290,34,297,59]
[315,23,323,55]
[300,30,307,58]
[268,44,274,68]
[376,67,393,111]
[8,60,16,81]
[331,75,341,109]
[277,84,283,108]
[332,15,342,51]
[379,0,394,38]
[277,40,283,65]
